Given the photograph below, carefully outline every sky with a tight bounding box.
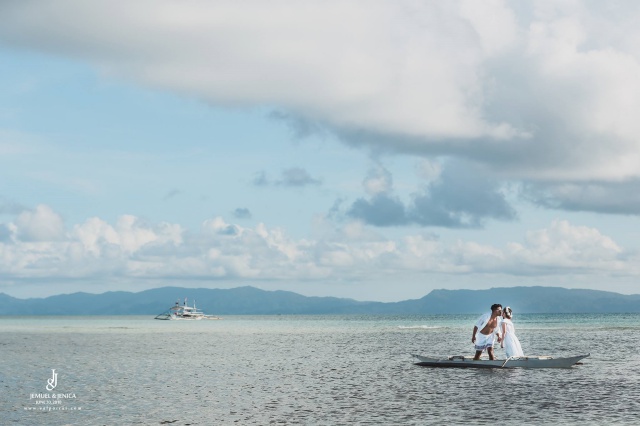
[1,0,640,301]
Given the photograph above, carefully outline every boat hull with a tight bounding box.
[412,353,589,369]
[155,314,221,320]
[154,299,221,320]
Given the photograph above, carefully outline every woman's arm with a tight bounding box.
[500,322,507,348]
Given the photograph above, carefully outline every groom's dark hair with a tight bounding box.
[490,304,502,312]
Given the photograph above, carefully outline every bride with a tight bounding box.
[501,307,524,357]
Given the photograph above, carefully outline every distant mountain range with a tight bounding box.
[1,286,640,315]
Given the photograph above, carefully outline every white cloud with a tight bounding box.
[3,0,639,186]
[507,220,624,272]
[72,215,183,257]
[520,5,640,180]
[0,1,521,139]
[459,0,519,55]
[0,206,635,286]
[14,205,65,242]
[3,1,640,213]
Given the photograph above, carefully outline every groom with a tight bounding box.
[471,304,503,360]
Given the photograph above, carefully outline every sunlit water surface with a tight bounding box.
[2,314,639,425]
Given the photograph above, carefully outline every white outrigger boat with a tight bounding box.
[155,298,221,320]
[412,353,589,369]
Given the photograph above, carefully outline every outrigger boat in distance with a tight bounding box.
[412,353,589,369]
[155,298,222,320]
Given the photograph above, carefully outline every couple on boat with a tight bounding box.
[471,303,523,360]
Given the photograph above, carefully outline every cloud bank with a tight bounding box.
[2,0,640,195]
[0,205,633,289]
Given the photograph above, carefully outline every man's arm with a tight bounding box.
[471,326,478,343]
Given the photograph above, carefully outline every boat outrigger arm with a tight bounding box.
[412,353,589,369]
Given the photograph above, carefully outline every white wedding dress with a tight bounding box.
[502,319,524,357]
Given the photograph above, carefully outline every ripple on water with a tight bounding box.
[3,315,640,425]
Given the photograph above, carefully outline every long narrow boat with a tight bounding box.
[412,353,589,369]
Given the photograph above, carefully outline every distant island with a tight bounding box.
[1,285,640,315]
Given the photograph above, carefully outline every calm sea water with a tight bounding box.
[2,314,639,425]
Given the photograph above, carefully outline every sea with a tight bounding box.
[2,313,639,425]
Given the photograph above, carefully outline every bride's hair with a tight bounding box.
[504,307,513,319]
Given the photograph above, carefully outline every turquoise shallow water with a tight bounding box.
[2,314,639,425]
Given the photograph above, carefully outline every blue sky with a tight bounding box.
[1,1,640,301]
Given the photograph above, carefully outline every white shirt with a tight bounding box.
[475,312,502,338]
